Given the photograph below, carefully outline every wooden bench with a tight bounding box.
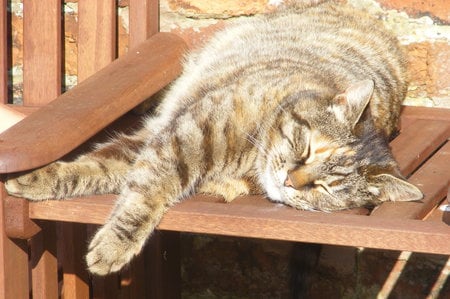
[1,0,449,298]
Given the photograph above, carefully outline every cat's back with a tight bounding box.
[160,1,407,136]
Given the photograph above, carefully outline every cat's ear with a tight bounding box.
[367,174,423,202]
[332,80,374,127]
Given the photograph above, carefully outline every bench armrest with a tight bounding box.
[0,33,186,173]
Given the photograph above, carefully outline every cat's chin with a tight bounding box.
[259,169,286,203]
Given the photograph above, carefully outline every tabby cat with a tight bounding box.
[6,1,423,275]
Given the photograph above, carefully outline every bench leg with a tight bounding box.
[0,183,30,299]
[30,221,59,299]
[147,231,181,299]
[60,222,90,299]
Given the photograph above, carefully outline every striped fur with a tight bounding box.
[6,1,422,275]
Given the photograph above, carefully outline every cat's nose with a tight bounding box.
[285,169,315,189]
[284,175,294,188]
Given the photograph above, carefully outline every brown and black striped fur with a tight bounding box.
[5,1,423,275]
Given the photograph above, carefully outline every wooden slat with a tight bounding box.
[71,4,116,297]
[6,104,40,116]
[23,0,61,106]
[30,221,58,299]
[27,194,450,255]
[0,184,30,299]
[427,201,449,223]
[161,196,450,255]
[400,106,450,124]
[91,275,120,298]
[78,0,116,81]
[0,0,7,103]
[391,119,450,176]
[372,142,450,219]
[129,0,159,49]
[146,231,181,299]
[28,194,114,224]
[59,223,89,299]
[0,33,187,173]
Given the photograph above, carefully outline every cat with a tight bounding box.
[5,1,423,275]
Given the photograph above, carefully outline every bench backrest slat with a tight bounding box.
[23,0,62,106]
[78,0,117,81]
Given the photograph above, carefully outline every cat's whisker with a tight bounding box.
[241,132,268,155]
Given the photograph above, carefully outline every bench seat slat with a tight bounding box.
[27,194,450,254]
[391,119,450,176]
[372,142,450,219]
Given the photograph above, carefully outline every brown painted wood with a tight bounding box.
[372,142,450,219]
[30,221,58,299]
[59,223,90,299]
[159,196,450,255]
[400,106,450,124]
[0,33,187,173]
[120,255,147,298]
[6,104,39,116]
[146,231,181,299]
[91,275,121,299]
[69,4,116,297]
[28,194,114,224]
[27,193,450,254]
[391,119,450,176]
[129,0,159,49]
[23,0,61,106]
[4,196,41,238]
[0,0,7,103]
[0,183,30,299]
[78,0,116,82]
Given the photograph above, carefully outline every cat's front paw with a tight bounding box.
[5,167,58,200]
[86,225,138,276]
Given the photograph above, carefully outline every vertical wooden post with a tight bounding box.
[59,223,90,299]
[23,0,62,106]
[129,0,159,50]
[30,221,59,299]
[62,1,118,297]
[147,231,181,299]
[78,0,117,81]
[0,182,30,299]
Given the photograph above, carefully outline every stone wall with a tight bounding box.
[6,0,450,298]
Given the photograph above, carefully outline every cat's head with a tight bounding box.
[257,80,423,211]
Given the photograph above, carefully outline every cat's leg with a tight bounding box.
[85,149,190,275]
[198,177,262,202]
[5,131,147,200]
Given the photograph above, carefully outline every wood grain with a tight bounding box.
[23,0,61,106]
[129,0,159,49]
[30,222,58,299]
[391,119,450,176]
[59,223,90,299]
[78,0,116,81]
[373,142,450,219]
[0,183,30,299]
[27,193,450,255]
[400,106,450,124]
